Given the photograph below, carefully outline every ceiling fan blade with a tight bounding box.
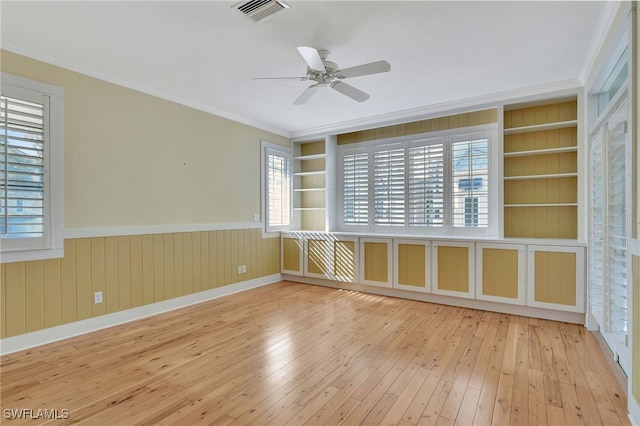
[337,60,391,79]
[331,81,370,103]
[294,84,320,105]
[297,46,326,73]
[253,76,309,81]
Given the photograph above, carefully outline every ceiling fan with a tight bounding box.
[255,46,391,105]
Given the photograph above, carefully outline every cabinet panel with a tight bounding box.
[476,243,525,305]
[394,240,430,293]
[306,238,330,278]
[333,239,358,282]
[527,245,584,312]
[281,236,303,276]
[360,239,392,287]
[433,242,474,298]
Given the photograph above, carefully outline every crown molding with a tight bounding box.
[578,1,628,85]
[1,42,291,138]
[290,79,582,140]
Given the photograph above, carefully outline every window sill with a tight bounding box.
[0,247,64,264]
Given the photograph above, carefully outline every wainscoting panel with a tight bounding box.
[0,228,280,338]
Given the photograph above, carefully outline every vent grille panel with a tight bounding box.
[234,0,288,23]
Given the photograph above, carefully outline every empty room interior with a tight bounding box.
[1,1,639,425]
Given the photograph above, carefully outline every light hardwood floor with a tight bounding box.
[0,281,630,425]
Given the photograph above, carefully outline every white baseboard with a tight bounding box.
[284,274,586,325]
[0,274,282,356]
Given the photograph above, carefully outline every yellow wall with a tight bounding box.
[1,50,287,339]
[337,108,498,145]
[0,50,289,228]
[0,229,280,338]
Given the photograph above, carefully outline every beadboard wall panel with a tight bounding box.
[0,229,280,338]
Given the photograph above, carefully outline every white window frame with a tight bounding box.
[336,124,498,237]
[1,73,63,263]
[261,140,292,235]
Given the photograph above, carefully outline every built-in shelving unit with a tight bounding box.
[293,140,326,230]
[503,99,578,239]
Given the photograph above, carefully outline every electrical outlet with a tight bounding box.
[94,291,103,304]
[237,265,242,274]
[253,213,260,222]
[241,265,247,273]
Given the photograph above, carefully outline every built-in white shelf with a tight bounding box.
[294,187,325,192]
[504,172,578,181]
[294,153,326,161]
[503,146,577,158]
[504,120,578,135]
[294,170,326,177]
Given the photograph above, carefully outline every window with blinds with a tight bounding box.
[267,151,290,228]
[262,142,292,233]
[1,73,63,262]
[337,127,495,235]
[343,151,368,226]
[1,95,45,240]
[408,142,444,228]
[373,147,405,227]
[451,138,489,229]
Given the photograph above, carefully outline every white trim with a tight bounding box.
[1,43,290,138]
[285,273,585,325]
[292,80,581,140]
[63,222,262,239]
[579,1,627,84]
[0,248,64,264]
[0,273,282,356]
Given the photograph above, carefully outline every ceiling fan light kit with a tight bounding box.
[256,46,390,105]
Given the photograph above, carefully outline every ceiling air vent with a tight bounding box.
[234,0,289,23]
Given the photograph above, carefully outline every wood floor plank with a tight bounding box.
[0,281,630,426]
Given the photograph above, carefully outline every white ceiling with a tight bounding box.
[1,1,605,138]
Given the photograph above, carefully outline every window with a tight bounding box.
[337,126,497,236]
[261,141,291,233]
[1,73,63,263]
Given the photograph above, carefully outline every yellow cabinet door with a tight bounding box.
[527,245,585,313]
[305,237,330,278]
[433,242,474,299]
[333,238,358,282]
[476,243,525,305]
[360,238,392,287]
[394,240,430,293]
[281,236,303,276]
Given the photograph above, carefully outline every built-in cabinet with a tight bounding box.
[503,100,578,239]
[282,233,586,318]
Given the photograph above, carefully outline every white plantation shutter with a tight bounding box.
[1,94,46,244]
[373,146,405,227]
[408,141,444,228]
[589,128,604,326]
[451,138,489,229]
[265,148,291,230]
[343,151,369,226]
[606,114,627,344]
